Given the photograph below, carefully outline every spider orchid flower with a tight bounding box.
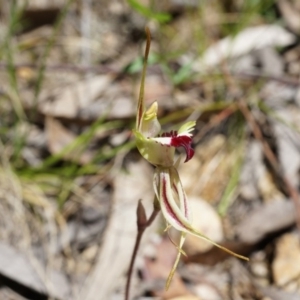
[133,28,248,289]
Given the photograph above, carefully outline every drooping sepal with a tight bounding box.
[154,166,249,264]
[170,135,194,162]
[165,232,186,290]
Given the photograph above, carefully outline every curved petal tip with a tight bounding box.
[170,135,194,163]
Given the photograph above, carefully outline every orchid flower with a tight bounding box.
[133,28,248,289]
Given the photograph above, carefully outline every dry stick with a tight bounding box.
[193,105,237,144]
[0,62,118,74]
[232,71,300,87]
[125,200,160,300]
[0,62,299,87]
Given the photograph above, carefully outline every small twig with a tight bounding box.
[231,71,300,87]
[0,62,118,74]
[0,62,299,87]
[125,199,160,300]
[193,104,237,143]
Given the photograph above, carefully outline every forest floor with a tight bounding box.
[1,1,300,299]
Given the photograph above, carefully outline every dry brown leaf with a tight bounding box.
[260,286,300,300]
[193,25,295,72]
[46,116,75,154]
[193,283,223,300]
[45,116,93,164]
[0,241,70,299]
[236,200,295,244]
[40,75,112,119]
[143,237,189,299]
[273,232,300,292]
[169,296,201,300]
[79,160,154,300]
[278,0,300,34]
[39,74,135,121]
[271,108,300,189]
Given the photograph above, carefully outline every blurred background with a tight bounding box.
[1,0,300,299]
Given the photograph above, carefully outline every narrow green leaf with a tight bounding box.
[127,0,171,23]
